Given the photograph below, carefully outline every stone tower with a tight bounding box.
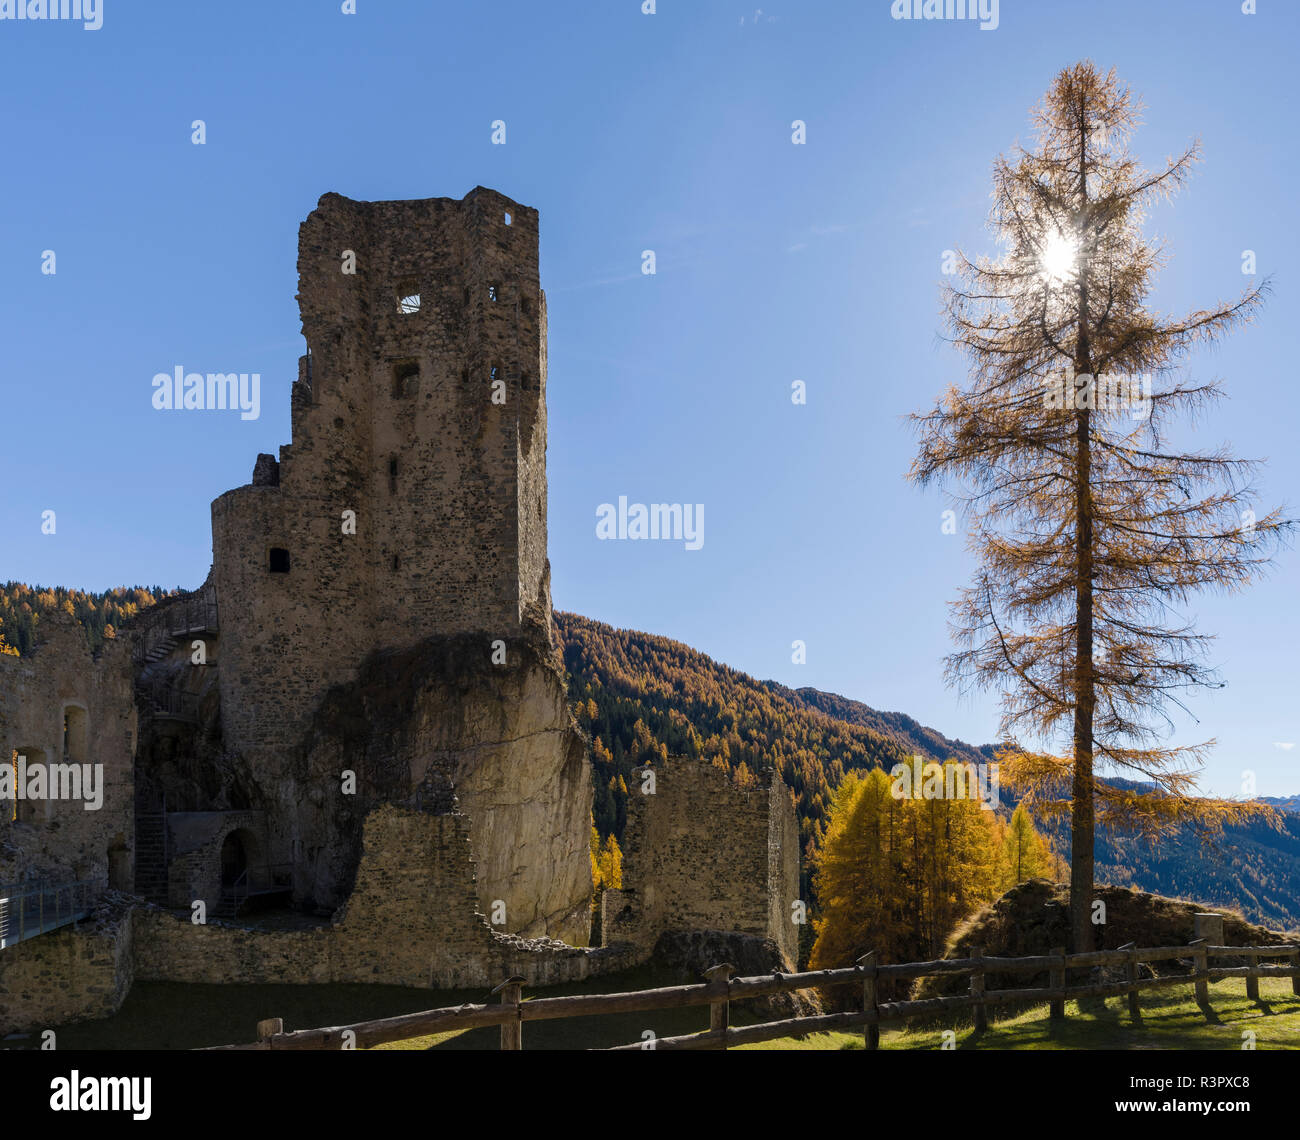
[212,187,550,757]
[203,188,592,942]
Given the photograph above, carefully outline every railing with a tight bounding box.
[132,585,219,665]
[136,678,202,722]
[0,880,96,950]
[223,863,295,916]
[208,939,1300,1051]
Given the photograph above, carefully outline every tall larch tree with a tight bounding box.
[910,62,1289,952]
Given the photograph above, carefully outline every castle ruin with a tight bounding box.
[0,188,800,1037]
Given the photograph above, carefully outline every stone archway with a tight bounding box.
[220,828,257,886]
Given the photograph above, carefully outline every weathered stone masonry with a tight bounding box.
[603,762,801,971]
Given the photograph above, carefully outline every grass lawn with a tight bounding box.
[737,977,1300,1051]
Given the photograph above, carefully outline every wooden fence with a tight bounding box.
[210,938,1300,1051]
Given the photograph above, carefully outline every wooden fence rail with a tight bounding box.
[208,939,1300,1052]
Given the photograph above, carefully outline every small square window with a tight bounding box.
[269,548,291,573]
[397,281,420,315]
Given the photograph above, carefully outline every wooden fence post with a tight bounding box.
[1119,941,1140,1024]
[1245,948,1260,1003]
[256,1017,283,1048]
[856,951,879,1051]
[969,944,987,1033]
[492,975,526,1051]
[703,963,735,1050]
[1049,946,1066,1022]
[1188,938,1210,1014]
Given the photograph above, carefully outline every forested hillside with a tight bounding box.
[0,582,176,656]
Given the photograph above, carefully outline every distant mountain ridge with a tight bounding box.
[769,684,997,769]
[1257,795,1300,814]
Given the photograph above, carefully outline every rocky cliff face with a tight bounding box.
[292,623,593,945]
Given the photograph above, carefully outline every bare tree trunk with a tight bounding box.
[1071,403,1096,954]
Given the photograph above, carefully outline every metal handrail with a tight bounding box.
[223,863,294,915]
[132,586,219,664]
[0,879,95,949]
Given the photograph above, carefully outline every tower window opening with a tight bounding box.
[392,554,400,571]
[389,455,398,493]
[392,359,420,398]
[504,212,512,226]
[488,284,498,302]
[63,706,88,766]
[397,281,420,315]
[269,548,291,574]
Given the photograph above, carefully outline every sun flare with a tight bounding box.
[1040,229,1079,283]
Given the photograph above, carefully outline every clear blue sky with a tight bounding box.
[1,1,1296,797]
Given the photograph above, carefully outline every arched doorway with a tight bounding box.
[220,830,250,887]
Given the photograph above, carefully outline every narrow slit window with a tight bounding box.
[389,455,398,493]
[488,284,498,302]
[269,548,291,573]
[504,211,512,226]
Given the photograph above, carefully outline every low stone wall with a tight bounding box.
[132,801,638,990]
[0,894,135,1037]
[130,907,636,992]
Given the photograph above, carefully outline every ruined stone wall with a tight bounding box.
[285,628,591,939]
[767,773,801,968]
[603,762,800,969]
[132,804,631,995]
[0,614,137,891]
[0,896,135,1036]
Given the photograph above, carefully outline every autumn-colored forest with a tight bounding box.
[0,581,176,657]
